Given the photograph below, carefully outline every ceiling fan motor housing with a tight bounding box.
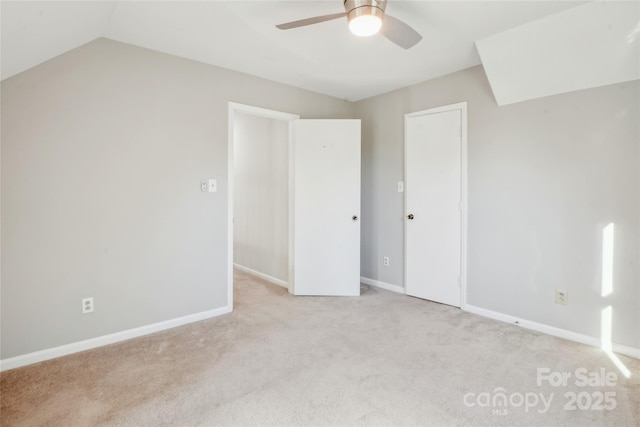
[344,0,387,22]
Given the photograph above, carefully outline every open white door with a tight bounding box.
[291,119,361,296]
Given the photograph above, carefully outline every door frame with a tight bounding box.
[227,102,299,308]
[403,102,468,308]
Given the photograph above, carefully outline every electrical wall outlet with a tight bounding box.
[555,289,567,305]
[383,256,390,267]
[82,297,94,314]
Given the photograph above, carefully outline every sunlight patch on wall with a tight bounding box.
[601,223,614,297]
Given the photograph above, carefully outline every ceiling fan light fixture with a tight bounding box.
[346,1,385,37]
[275,0,422,49]
[348,13,382,37]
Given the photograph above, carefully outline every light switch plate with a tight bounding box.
[208,179,217,193]
[398,181,404,192]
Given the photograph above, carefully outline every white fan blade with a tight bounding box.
[381,14,422,49]
[276,12,347,30]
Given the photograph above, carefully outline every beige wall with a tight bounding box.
[355,65,639,349]
[0,38,353,359]
[233,113,289,282]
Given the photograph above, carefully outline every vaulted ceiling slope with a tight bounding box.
[477,1,639,105]
[0,1,596,101]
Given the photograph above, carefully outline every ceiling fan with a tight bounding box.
[275,0,422,49]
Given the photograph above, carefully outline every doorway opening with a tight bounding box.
[227,103,299,309]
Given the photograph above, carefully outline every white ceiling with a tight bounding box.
[1,1,586,101]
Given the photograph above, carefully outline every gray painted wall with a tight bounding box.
[2,37,638,361]
[233,113,288,282]
[1,38,353,359]
[355,66,639,349]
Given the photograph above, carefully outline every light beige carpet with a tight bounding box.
[1,269,638,426]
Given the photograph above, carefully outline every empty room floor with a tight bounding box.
[1,269,638,426]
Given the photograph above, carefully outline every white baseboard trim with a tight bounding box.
[464,304,640,360]
[0,305,232,372]
[360,276,405,294]
[234,263,288,288]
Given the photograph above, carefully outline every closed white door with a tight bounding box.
[405,105,465,307]
[291,119,361,296]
